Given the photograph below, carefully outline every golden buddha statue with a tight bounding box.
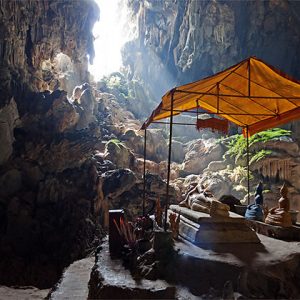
[265,183,292,227]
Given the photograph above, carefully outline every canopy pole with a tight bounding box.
[248,59,251,97]
[246,126,250,205]
[196,99,199,122]
[217,82,220,113]
[142,128,147,216]
[164,88,175,231]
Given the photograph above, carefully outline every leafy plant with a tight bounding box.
[224,134,246,162]
[106,138,125,149]
[249,128,291,146]
[99,72,130,98]
[223,128,291,163]
[249,149,272,165]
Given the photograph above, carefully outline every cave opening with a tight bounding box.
[88,0,131,81]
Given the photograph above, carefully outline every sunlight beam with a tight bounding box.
[89,0,129,81]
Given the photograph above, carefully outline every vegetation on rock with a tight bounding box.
[99,72,131,99]
[222,128,291,164]
[106,138,125,149]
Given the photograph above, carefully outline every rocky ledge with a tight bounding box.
[88,240,176,299]
[89,234,300,299]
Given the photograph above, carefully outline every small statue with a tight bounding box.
[179,183,230,218]
[265,183,292,227]
[169,212,180,239]
[245,182,264,221]
[155,197,163,227]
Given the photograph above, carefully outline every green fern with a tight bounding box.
[223,128,291,163]
[107,138,125,149]
[224,134,246,161]
[249,149,272,165]
[249,128,291,146]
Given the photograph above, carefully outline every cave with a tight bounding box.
[1,0,300,299]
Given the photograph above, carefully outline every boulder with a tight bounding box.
[50,93,79,132]
[101,169,137,199]
[205,160,227,173]
[251,138,299,158]
[171,140,185,163]
[146,129,168,162]
[182,139,224,175]
[158,161,180,181]
[121,129,144,155]
[76,88,97,130]
[104,140,136,169]
[135,158,160,175]
[88,241,176,299]
[98,93,141,135]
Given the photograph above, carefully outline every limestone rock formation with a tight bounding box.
[182,139,224,175]
[124,0,300,95]
[98,92,141,135]
[0,98,20,164]
[0,0,98,96]
[0,0,102,288]
[104,140,136,170]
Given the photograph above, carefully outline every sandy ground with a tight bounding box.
[0,286,49,300]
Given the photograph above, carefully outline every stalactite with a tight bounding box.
[257,158,291,181]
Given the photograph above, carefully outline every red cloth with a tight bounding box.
[196,118,228,134]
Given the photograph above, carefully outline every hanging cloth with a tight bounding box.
[196,117,229,134]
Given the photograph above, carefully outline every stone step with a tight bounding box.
[49,257,94,300]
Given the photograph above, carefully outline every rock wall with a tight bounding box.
[121,0,300,216]
[0,0,98,97]
[0,0,99,165]
[123,0,300,118]
[0,0,101,288]
[0,90,105,288]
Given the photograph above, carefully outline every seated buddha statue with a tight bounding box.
[179,183,230,217]
[245,182,264,221]
[265,183,292,227]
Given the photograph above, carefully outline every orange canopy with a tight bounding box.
[142,57,300,136]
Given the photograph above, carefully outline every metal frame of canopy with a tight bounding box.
[141,95,253,231]
[141,57,300,231]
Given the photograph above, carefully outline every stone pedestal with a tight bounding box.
[168,205,260,244]
[246,219,300,241]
